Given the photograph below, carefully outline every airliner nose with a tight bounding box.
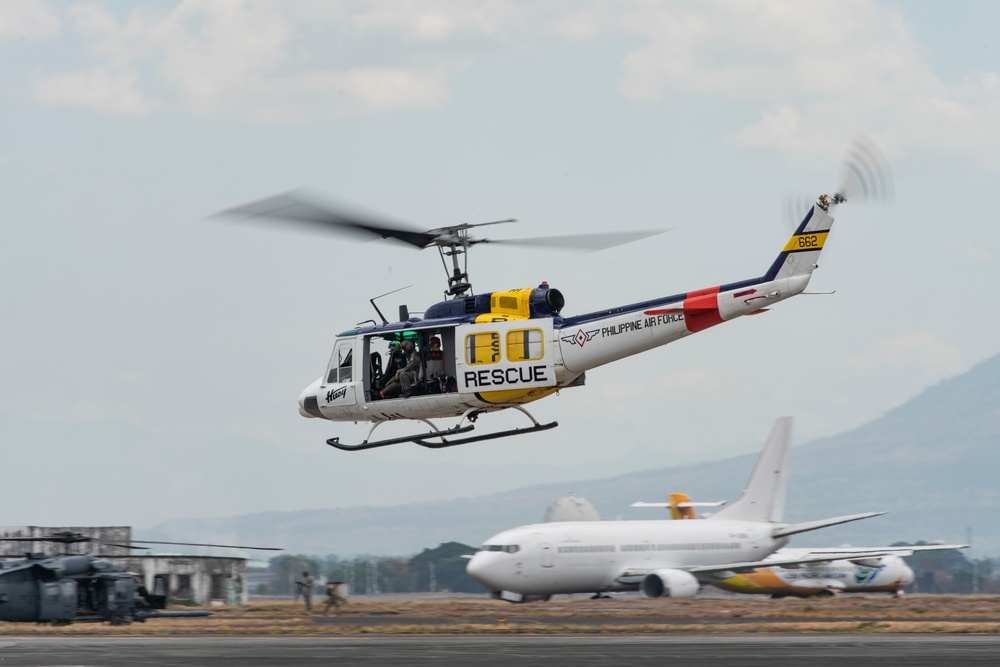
[466,553,498,589]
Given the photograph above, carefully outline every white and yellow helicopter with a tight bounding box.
[218,141,890,452]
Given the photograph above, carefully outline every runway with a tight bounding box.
[2,635,999,667]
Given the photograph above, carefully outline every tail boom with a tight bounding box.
[556,202,831,376]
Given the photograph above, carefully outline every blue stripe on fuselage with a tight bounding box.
[763,207,815,282]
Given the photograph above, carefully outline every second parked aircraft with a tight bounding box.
[466,417,933,601]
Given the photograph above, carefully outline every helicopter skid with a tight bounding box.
[413,419,558,448]
[326,406,558,451]
[327,424,476,451]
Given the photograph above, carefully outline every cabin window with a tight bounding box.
[465,332,500,365]
[506,328,543,362]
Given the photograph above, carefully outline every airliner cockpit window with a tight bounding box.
[481,544,520,554]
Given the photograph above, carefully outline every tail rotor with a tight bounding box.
[834,134,894,206]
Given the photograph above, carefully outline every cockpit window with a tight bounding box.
[326,341,354,384]
[481,544,520,554]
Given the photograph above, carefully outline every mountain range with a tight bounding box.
[141,353,1000,558]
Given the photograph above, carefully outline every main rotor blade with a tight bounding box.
[478,229,668,251]
[131,540,283,551]
[98,541,150,550]
[426,218,517,234]
[211,190,440,249]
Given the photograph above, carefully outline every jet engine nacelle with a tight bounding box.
[848,557,885,568]
[639,569,700,598]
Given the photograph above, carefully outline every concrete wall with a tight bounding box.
[110,556,248,605]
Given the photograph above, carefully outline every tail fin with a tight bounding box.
[668,493,725,519]
[631,494,724,518]
[763,198,837,282]
[708,417,793,523]
[669,493,697,520]
[667,493,698,520]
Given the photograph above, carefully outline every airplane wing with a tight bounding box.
[613,549,902,584]
[630,501,726,508]
[613,543,967,584]
[793,544,968,558]
[681,549,924,577]
[770,511,885,538]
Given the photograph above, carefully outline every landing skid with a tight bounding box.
[326,406,558,452]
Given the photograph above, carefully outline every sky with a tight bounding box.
[2,0,1000,530]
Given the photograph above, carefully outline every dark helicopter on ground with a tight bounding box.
[216,138,890,451]
[0,532,280,626]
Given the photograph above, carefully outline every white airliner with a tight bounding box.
[635,493,966,598]
[466,417,903,602]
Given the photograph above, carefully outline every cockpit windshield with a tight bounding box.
[480,544,520,554]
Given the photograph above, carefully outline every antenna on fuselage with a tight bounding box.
[368,286,412,325]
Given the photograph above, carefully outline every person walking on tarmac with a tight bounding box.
[322,581,347,616]
[296,571,315,612]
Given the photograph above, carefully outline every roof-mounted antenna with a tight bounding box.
[369,286,412,325]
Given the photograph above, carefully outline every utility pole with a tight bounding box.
[429,562,436,593]
[367,561,379,595]
[967,527,978,595]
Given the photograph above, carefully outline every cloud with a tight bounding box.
[27,0,464,120]
[30,65,153,116]
[0,0,59,42]
[21,0,1000,163]
[617,0,1000,166]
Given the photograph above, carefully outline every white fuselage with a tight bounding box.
[299,273,813,423]
[466,519,788,596]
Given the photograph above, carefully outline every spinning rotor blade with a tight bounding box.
[131,540,283,551]
[781,192,815,233]
[0,534,149,550]
[212,190,441,249]
[836,135,893,204]
[99,542,150,550]
[479,229,667,251]
[782,135,894,230]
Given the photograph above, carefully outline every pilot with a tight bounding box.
[381,341,405,390]
[381,340,420,398]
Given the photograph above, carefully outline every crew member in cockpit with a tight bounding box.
[381,340,420,398]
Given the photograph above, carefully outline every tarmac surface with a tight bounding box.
[2,635,1000,667]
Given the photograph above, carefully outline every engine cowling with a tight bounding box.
[639,569,700,598]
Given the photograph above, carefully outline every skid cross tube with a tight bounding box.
[327,419,476,451]
[326,406,558,451]
[415,404,558,448]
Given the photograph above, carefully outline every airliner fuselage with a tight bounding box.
[467,519,787,596]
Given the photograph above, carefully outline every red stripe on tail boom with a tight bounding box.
[683,286,723,333]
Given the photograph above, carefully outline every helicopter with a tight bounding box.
[0,531,280,626]
[218,140,891,452]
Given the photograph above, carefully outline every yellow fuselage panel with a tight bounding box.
[481,288,535,321]
[477,386,560,405]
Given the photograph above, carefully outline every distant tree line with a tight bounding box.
[257,542,482,596]
[254,540,1000,597]
[896,541,999,594]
